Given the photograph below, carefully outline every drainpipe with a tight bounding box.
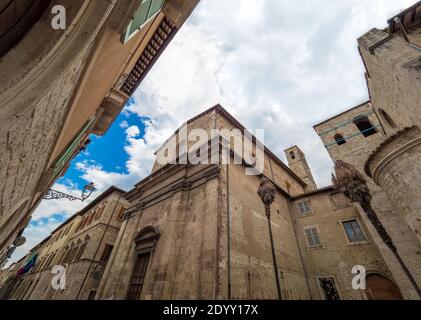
[226,163,232,300]
[286,200,313,300]
[395,17,421,51]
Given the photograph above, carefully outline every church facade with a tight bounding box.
[1,2,420,301]
[94,105,395,300]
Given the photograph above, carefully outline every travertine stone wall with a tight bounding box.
[292,191,391,300]
[225,163,310,300]
[366,126,421,247]
[358,28,421,135]
[0,0,117,254]
[314,103,421,299]
[98,165,221,300]
[0,47,92,252]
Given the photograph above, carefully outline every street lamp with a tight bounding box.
[43,182,96,202]
[257,176,282,300]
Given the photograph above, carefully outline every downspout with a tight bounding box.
[226,163,231,300]
[75,192,123,300]
[286,199,313,299]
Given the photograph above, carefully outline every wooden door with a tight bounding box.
[366,274,403,300]
[126,252,151,300]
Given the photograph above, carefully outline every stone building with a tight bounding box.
[94,105,396,300]
[2,187,128,300]
[314,2,421,300]
[2,1,420,302]
[0,0,200,266]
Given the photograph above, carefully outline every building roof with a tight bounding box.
[49,186,126,234]
[291,185,337,199]
[154,104,307,187]
[387,1,421,34]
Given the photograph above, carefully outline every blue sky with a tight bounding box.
[61,98,145,189]
[7,0,416,266]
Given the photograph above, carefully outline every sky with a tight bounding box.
[6,0,416,267]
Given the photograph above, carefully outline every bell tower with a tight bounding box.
[284,146,317,191]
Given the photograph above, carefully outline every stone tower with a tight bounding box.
[314,101,421,300]
[284,146,317,191]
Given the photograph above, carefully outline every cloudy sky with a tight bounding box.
[6,0,415,266]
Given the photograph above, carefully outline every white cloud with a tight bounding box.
[6,0,417,266]
[124,0,415,187]
[119,120,129,129]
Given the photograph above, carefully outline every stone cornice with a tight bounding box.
[124,164,221,220]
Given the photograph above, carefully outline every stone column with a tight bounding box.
[365,126,421,246]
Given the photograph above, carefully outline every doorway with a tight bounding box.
[366,274,403,300]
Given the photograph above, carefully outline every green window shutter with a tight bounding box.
[51,117,95,178]
[122,0,165,43]
[148,0,165,19]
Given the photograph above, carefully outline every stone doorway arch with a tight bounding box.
[366,273,403,300]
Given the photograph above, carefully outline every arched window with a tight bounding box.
[378,109,397,129]
[289,151,296,160]
[127,226,160,300]
[353,116,377,137]
[334,134,346,146]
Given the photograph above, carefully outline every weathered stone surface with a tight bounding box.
[314,102,421,299]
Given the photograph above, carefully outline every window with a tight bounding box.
[117,206,126,220]
[334,134,346,146]
[51,117,95,178]
[75,242,87,261]
[319,278,340,300]
[378,109,397,129]
[64,223,72,235]
[305,227,321,248]
[95,204,105,220]
[87,291,97,300]
[123,0,166,43]
[343,219,367,243]
[100,244,114,264]
[86,212,95,226]
[353,116,377,137]
[297,200,312,216]
[289,151,296,160]
[66,246,78,264]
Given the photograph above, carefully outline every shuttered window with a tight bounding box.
[123,0,166,43]
[343,220,367,242]
[51,117,95,178]
[297,200,312,216]
[305,227,321,247]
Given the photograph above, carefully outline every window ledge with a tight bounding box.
[348,240,370,246]
[298,212,314,218]
[307,244,325,251]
